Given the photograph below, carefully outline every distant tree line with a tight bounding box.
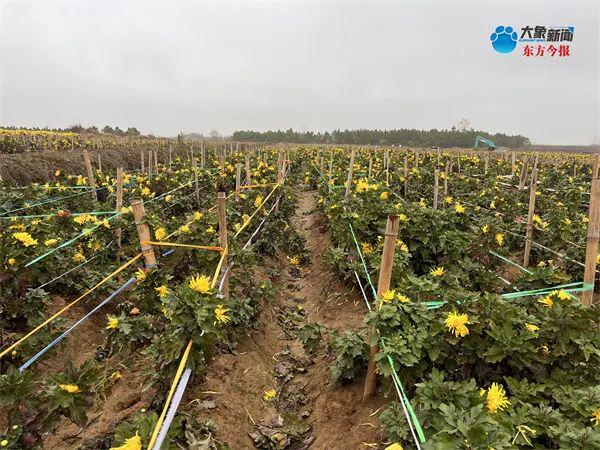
[1,124,142,136]
[232,128,531,148]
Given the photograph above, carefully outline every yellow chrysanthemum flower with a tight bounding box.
[495,233,504,246]
[263,389,277,402]
[135,268,147,283]
[525,323,539,333]
[288,256,300,266]
[380,191,389,200]
[179,224,190,233]
[486,383,511,413]
[12,232,38,247]
[396,293,410,303]
[254,196,263,208]
[109,371,122,382]
[72,252,86,262]
[481,224,489,234]
[109,431,142,450]
[444,311,469,337]
[356,178,370,193]
[189,274,212,294]
[7,258,16,266]
[59,384,81,394]
[538,296,554,307]
[381,290,396,302]
[155,285,168,298]
[591,409,600,427]
[430,266,445,277]
[361,242,373,255]
[557,290,570,301]
[45,238,58,247]
[106,317,119,329]
[155,227,167,241]
[454,203,465,213]
[214,305,231,324]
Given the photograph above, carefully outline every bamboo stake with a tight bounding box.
[97,154,102,174]
[154,148,158,171]
[518,158,529,190]
[81,149,98,202]
[328,154,333,185]
[368,155,373,180]
[511,151,516,177]
[169,144,172,170]
[140,147,145,172]
[523,169,538,267]
[484,154,489,174]
[217,192,229,299]
[363,214,399,399]
[132,198,157,268]
[115,167,124,260]
[593,154,600,180]
[344,148,356,200]
[201,140,205,169]
[245,153,251,185]
[582,178,600,305]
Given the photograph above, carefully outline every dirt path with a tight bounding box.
[186,189,387,449]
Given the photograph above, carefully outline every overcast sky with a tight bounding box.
[1,1,598,145]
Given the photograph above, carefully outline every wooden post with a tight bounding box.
[592,154,600,180]
[217,192,229,299]
[154,149,158,171]
[245,153,251,185]
[81,149,98,202]
[168,144,172,170]
[191,156,200,202]
[433,168,439,210]
[147,150,152,178]
[415,149,419,169]
[583,178,600,305]
[518,158,529,190]
[140,147,145,172]
[131,198,157,268]
[319,155,324,174]
[201,140,205,169]
[115,167,124,260]
[368,155,373,180]
[523,169,538,267]
[97,154,102,174]
[484,154,489,174]
[235,163,242,200]
[363,214,399,399]
[533,152,539,171]
[328,153,333,185]
[511,151,516,177]
[344,148,356,200]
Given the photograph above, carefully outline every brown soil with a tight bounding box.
[184,189,388,449]
[0,146,183,184]
[39,295,157,449]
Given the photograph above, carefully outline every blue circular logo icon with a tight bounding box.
[490,26,518,53]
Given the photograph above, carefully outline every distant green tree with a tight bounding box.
[102,125,114,134]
